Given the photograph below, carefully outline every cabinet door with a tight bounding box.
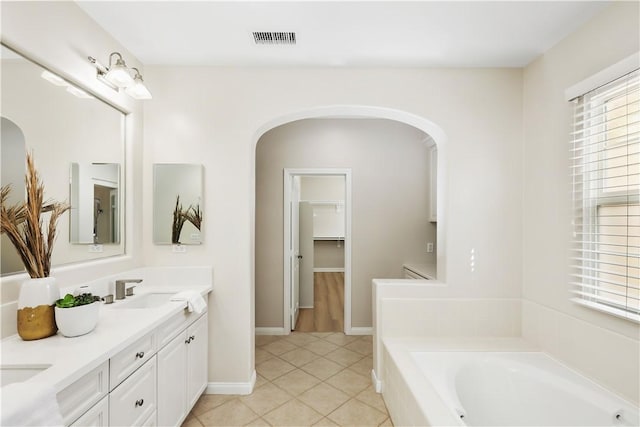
[70,395,108,427]
[186,314,208,408]
[157,331,187,427]
[109,356,157,427]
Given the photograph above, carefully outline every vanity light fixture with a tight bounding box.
[65,85,94,99]
[104,52,134,88]
[40,70,94,99]
[40,70,67,86]
[88,52,152,100]
[124,68,152,100]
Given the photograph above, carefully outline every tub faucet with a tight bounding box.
[115,279,143,300]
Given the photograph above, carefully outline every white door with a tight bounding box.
[290,177,301,330]
[299,202,315,309]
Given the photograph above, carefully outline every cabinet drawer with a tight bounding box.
[156,310,192,349]
[70,395,108,427]
[110,332,156,390]
[110,356,157,427]
[57,361,109,426]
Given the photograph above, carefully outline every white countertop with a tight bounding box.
[1,284,212,393]
[403,262,437,280]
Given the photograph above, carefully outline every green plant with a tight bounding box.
[55,293,100,308]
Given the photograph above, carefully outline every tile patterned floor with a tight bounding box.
[182,332,393,426]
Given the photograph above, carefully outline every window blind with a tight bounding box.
[570,68,640,322]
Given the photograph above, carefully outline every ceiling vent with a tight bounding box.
[253,32,296,45]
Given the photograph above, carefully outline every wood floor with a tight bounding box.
[295,272,344,332]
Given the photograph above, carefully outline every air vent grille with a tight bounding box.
[253,32,296,45]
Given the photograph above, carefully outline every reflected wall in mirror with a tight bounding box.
[70,163,121,244]
[1,118,27,274]
[1,44,125,276]
[153,164,203,245]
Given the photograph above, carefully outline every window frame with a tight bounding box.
[568,58,639,323]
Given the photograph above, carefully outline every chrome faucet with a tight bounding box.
[115,279,143,300]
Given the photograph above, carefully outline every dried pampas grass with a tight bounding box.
[171,195,188,244]
[185,204,202,231]
[1,152,70,278]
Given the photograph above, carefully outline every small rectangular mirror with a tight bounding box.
[153,164,203,245]
[69,163,121,244]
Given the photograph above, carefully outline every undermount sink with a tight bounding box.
[1,365,51,387]
[112,293,175,309]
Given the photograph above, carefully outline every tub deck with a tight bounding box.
[382,337,538,426]
[382,337,640,427]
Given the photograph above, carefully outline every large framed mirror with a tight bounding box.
[1,44,126,276]
[153,164,203,245]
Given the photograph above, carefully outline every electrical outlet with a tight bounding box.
[172,244,187,253]
[427,242,434,253]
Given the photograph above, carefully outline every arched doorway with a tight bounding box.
[252,106,447,334]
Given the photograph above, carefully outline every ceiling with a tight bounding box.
[76,1,610,68]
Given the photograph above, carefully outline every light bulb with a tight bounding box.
[105,57,134,88]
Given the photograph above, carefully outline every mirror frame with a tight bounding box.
[0,42,129,276]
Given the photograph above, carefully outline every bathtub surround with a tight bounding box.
[372,280,522,392]
[373,281,640,425]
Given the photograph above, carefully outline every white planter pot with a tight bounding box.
[18,277,60,309]
[55,302,100,338]
[17,277,60,340]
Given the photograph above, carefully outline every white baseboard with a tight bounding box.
[206,370,256,395]
[348,327,373,335]
[255,327,288,335]
[313,268,345,273]
[371,369,383,393]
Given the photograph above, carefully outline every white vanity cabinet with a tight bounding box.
[157,313,208,427]
[60,303,208,427]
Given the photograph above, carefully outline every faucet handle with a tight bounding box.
[115,279,143,285]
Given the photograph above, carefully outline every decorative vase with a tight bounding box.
[55,302,100,338]
[17,277,59,340]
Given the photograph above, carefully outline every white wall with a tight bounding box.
[522,2,639,403]
[144,66,523,384]
[0,1,144,336]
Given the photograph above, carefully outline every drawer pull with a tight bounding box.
[135,351,145,359]
[135,398,144,407]
[185,338,191,344]
[190,335,195,342]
